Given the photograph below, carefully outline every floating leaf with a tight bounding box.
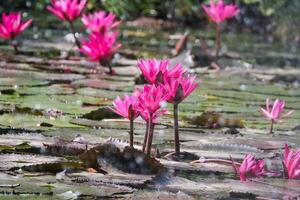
[184,111,244,128]
[80,144,165,175]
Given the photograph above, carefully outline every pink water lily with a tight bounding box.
[0,12,32,53]
[164,75,198,105]
[231,154,266,181]
[260,98,294,134]
[110,95,139,148]
[82,11,122,34]
[110,95,139,120]
[137,85,169,116]
[80,32,121,74]
[201,0,239,61]
[47,0,87,48]
[136,85,169,155]
[47,0,87,22]
[202,0,240,24]
[283,144,300,179]
[137,59,186,85]
[164,75,198,156]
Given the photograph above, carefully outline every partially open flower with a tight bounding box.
[202,0,239,24]
[47,0,87,22]
[137,59,186,85]
[110,95,139,121]
[260,98,294,122]
[0,12,32,40]
[164,75,198,105]
[231,154,266,181]
[82,11,122,34]
[80,32,121,63]
[136,85,169,118]
[283,144,300,179]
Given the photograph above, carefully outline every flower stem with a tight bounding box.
[106,61,114,75]
[129,118,134,148]
[214,23,221,61]
[174,104,180,157]
[191,158,241,167]
[142,121,149,152]
[69,21,81,49]
[146,114,154,155]
[269,119,274,134]
[10,40,19,54]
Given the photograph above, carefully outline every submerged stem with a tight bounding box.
[142,121,149,153]
[215,23,221,61]
[269,119,274,134]
[10,40,19,54]
[173,104,180,156]
[69,21,81,49]
[129,118,134,148]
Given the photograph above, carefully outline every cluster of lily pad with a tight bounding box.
[0,0,299,183]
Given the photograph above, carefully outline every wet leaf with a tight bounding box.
[82,107,121,121]
[184,111,245,128]
[80,144,165,175]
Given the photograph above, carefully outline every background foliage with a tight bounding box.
[0,0,299,42]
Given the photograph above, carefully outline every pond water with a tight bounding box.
[0,17,300,199]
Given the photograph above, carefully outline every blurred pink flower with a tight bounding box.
[110,95,139,120]
[283,144,300,179]
[0,12,32,40]
[137,59,186,85]
[82,11,122,34]
[164,75,198,105]
[202,0,239,23]
[80,32,121,63]
[47,0,87,22]
[260,98,294,122]
[231,154,266,181]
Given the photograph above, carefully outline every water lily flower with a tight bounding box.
[0,12,32,54]
[136,85,169,155]
[231,154,266,181]
[201,0,239,60]
[137,59,186,85]
[47,0,86,22]
[110,95,139,148]
[47,0,87,48]
[80,32,121,75]
[283,144,300,179]
[82,11,122,34]
[164,75,198,156]
[260,98,294,134]
[202,0,239,24]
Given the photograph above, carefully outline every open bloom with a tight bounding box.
[110,95,139,120]
[202,0,239,23]
[164,75,198,105]
[136,85,169,119]
[0,12,32,40]
[82,11,122,34]
[47,0,87,22]
[137,59,186,85]
[283,144,300,179]
[260,98,294,122]
[80,32,121,63]
[231,154,266,181]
